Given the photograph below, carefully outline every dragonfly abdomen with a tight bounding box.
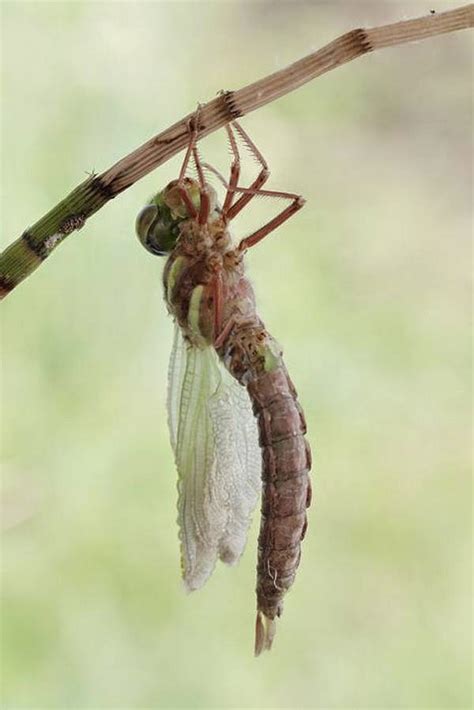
[218,324,312,656]
[249,368,311,655]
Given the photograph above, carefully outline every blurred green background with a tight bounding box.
[1,2,471,708]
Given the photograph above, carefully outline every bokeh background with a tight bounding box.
[1,2,472,708]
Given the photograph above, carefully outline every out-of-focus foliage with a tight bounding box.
[1,2,471,708]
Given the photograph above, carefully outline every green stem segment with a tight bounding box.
[1,3,472,300]
[0,176,112,297]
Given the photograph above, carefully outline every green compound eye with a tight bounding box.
[135,202,179,256]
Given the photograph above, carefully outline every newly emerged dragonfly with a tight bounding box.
[136,116,312,655]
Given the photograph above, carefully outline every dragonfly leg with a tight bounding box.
[190,144,214,225]
[189,124,241,219]
[196,163,305,251]
[221,124,241,215]
[225,121,270,221]
[214,313,237,350]
[237,192,305,252]
[178,107,201,184]
[225,166,269,221]
[192,146,206,190]
[198,189,211,225]
[177,186,198,220]
[174,108,204,219]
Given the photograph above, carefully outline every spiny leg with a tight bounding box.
[192,146,206,190]
[221,123,241,215]
[185,117,270,225]
[191,127,241,225]
[225,120,270,221]
[214,313,237,350]
[177,187,198,220]
[199,163,305,251]
[238,192,305,252]
[191,143,213,225]
[176,108,203,219]
[178,108,201,184]
[181,114,240,225]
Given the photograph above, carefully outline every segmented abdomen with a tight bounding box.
[218,322,312,656]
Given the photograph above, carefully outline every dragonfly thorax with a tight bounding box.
[163,216,248,348]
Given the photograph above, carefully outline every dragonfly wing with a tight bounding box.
[167,325,261,591]
[208,369,262,567]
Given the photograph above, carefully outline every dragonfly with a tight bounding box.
[135,114,312,655]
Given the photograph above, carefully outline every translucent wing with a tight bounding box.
[167,325,261,591]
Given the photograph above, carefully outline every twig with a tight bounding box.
[1,3,472,300]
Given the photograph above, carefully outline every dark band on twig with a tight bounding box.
[59,213,86,235]
[221,91,243,121]
[0,275,16,297]
[350,28,373,54]
[21,230,48,260]
[90,175,116,200]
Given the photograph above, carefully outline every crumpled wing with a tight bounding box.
[167,325,261,592]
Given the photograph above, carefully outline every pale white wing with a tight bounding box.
[167,325,261,592]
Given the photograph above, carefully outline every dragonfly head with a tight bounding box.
[136,178,218,256]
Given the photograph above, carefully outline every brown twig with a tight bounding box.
[1,3,472,300]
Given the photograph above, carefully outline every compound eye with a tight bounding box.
[135,204,168,256]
